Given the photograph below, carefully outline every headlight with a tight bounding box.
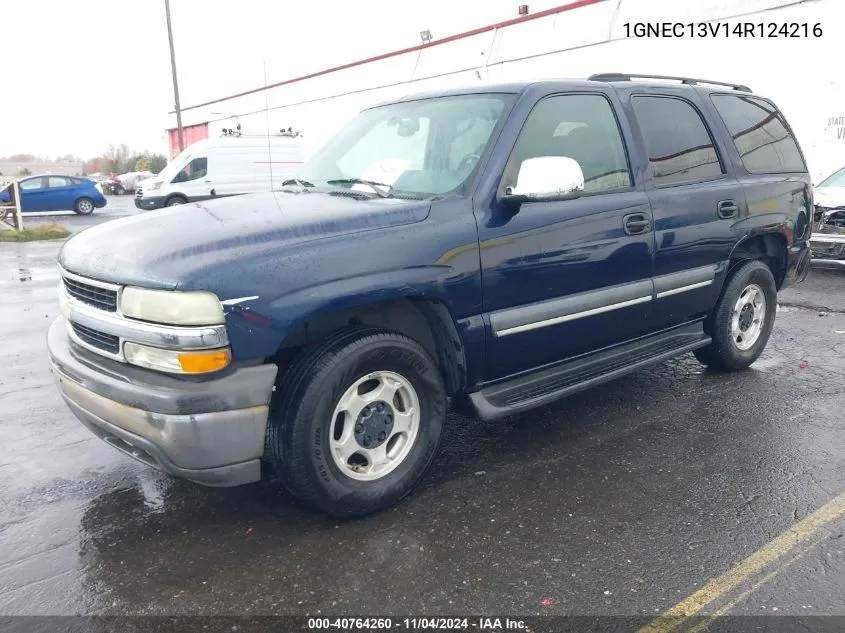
[120,287,224,325]
[148,181,163,191]
[124,342,231,374]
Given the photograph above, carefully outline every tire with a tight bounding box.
[74,197,95,215]
[165,195,187,207]
[266,328,447,517]
[115,186,126,195]
[694,260,777,371]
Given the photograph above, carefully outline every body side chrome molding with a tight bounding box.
[490,263,724,338]
[495,295,652,337]
[655,279,713,299]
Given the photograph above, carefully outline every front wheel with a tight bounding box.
[74,197,95,215]
[266,329,446,517]
[694,260,777,371]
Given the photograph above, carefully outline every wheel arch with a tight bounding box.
[164,193,188,206]
[728,231,788,289]
[270,296,467,397]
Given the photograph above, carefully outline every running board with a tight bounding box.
[470,322,711,421]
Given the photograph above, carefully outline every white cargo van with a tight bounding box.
[134,133,303,210]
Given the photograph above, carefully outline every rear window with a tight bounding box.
[711,95,806,174]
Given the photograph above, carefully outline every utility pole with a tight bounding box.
[164,0,184,152]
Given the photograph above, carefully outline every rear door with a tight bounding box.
[476,89,655,380]
[627,89,746,331]
[45,176,76,211]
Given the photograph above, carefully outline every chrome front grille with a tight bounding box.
[71,322,120,354]
[63,275,118,312]
[135,187,143,197]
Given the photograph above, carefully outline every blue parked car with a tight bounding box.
[0,175,107,214]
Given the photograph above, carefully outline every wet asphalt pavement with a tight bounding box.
[2,202,845,623]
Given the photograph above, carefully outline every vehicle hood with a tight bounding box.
[59,191,432,289]
[814,186,845,208]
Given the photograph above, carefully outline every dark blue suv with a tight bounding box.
[48,73,812,516]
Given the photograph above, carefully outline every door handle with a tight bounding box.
[623,213,651,235]
[717,199,738,219]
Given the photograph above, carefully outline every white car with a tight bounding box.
[811,166,845,269]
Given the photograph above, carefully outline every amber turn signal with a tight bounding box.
[177,349,232,374]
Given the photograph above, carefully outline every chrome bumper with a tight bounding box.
[809,233,845,269]
[48,317,278,487]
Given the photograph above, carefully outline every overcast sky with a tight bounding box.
[3,0,563,160]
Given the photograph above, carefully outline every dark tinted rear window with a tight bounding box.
[711,95,806,174]
[632,96,723,186]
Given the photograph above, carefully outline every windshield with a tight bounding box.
[818,166,845,188]
[299,94,514,197]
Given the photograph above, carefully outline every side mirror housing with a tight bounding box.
[501,156,585,204]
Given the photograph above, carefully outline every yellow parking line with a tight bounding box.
[684,540,817,633]
[637,490,845,633]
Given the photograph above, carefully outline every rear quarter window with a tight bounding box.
[711,94,806,174]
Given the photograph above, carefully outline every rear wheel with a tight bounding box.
[694,260,777,371]
[73,197,95,215]
[266,328,446,517]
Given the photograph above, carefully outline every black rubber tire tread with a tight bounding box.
[693,260,777,372]
[266,327,446,517]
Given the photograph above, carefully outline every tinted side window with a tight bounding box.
[633,96,723,186]
[510,94,631,193]
[711,95,806,174]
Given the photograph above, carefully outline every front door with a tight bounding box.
[171,156,211,201]
[475,91,655,381]
[17,177,48,212]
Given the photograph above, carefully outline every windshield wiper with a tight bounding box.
[280,178,314,189]
[324,178,392,198]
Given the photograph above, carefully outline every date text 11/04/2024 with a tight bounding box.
[307,617,527,630]
[624,22,823,38]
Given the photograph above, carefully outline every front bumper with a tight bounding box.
[810,233,845,269]
[47,317,278,487]
[134,195,166,210]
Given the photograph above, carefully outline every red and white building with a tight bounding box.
[166,0,843,181]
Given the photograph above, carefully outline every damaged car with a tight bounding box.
[811,166,845,269]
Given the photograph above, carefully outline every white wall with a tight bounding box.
[174,0,843,181]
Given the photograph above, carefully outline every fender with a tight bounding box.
[224,265,459,361]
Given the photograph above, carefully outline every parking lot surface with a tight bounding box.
[1,215,844,620]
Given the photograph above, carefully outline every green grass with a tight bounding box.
[0,221,71,242]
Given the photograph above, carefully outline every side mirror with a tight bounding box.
[502,156,585,204]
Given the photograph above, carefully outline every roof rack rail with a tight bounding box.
[588,73,751,92]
